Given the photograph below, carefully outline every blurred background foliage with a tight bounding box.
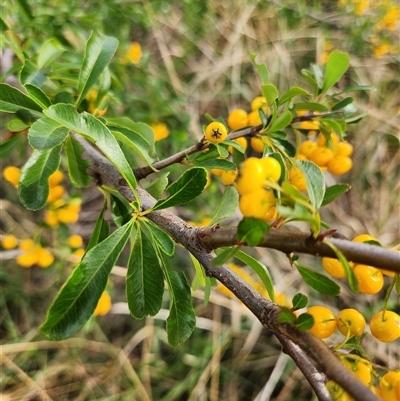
[1,0,399,400]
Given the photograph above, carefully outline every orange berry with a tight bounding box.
[94,291,112,316]
[250,137,264,153]
[1,234,18,249]
[352,234,378,243]
[151,122,170,142]
[67,234,83,248]
[227,109,248,130]
[317,133,340,148]
[335,142,353,157]
[3,166,21,188]
[299,140,318,159]
[47,185,65,203]
[380,371,400,401]
[310,147,334,167]
[251,96,268,111]
[37,248,54,268]
[247,110,262,126]
[307,305,337,339]
[298,121,320,130]
[370,311,400,342]
[228,137,248,154]
[353,264,384,294]
[337,308,366,337]
[49,170,64,186]
[295,153,308,161]
[327,156,353,175]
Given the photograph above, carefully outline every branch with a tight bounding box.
[74,134,380,401]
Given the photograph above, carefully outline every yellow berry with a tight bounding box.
[151,122,170,142]
[16,251,39,268]
[235,157,266,195]
[288,166,307,191]
[250,137,264,153]
[352,234,378,243]
[19,238,35,252]
[298,120,320,130]
[3,166,21,188]
[247,110,262,126]
[335,142,353,157]
[353,264,384,295]
[67,234,83,248]
[44,209,60,227]
[205,122,228,143]
[259,157,281,183]
[310,147,334,167]
[370,311,400,342]
[94,291,112,316]
[210,168,224,177]
[307,305,337,339]
[221,169,238,186]
[299,140,318,159]
[49,170,63,186]
[337,309,366,337]
[37,248,54,268]
[1,234,18,249]
[57,204,80,224]
[322,257,349,279]
[228,137,248,154]
[380,371,400,401]
[295,153,308,161]
[227,109,248,130]
[239,189,275,219]
[342,358,372,386]
[327,156,353,175]
[47,185,65,203]
[251,96,267,111]
[317,133,340,148]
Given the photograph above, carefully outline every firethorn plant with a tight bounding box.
[1,29,399,401]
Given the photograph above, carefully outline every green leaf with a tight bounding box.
[38,38,65,69]
[126,227,164,319]
[321,184,350,206]
[292,293,308,310]
[18,146,62,210]
[212,246,240,266]
[262,83,278,106]
[189,252,206,287]
[301,69,318,98]
[324,241,358,294]
[296,313,314,331]
[293,102,329,112]
[110,194,132,227]
[237,218,270,247]
[331,97,353,111]
[278,307,297,324]
[24,84,52,109]
[278,87,310,107]
[152,167,207,211]
[159,253,196,346]
[273,138,296,157]
[235,250,275,302]
[0,17,9,33]
[209,186,239,226]
[192,158,236,171]
[20,60,51,87]
[64,135,92,188]
[296,160,325,210]
[43,104,137,193]
[341,85,376,93]
[295,263,340,296]
[322,50,350,95]
[0,134,23,160]
[8,119,29,132]
[86,199,110,252]
[143,219,175,256]
[270,152,287,184]
[0,83,43,117]
[142,172,170,199]
[312,64,324,90]
[111,128,157,168]
[76,33,119,106]
[28,117,69,149]
[41,220,134,340]
[267,110,292,133]
[321,119,346,137]
[250,53,269,83]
